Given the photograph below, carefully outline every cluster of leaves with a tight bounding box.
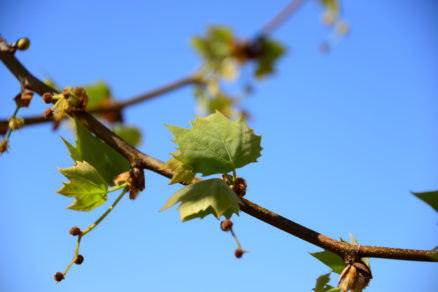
[191,26,285,118]
[58,119,130,211]
[311,234,371,291]
[160,111,262,221]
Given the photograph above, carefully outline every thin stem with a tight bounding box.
[62,187,128,276]
[107,183,128,194]
[259,0,309,36]
[230,228,242,250]
[82,187,128,236]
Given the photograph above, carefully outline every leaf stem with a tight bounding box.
[62,186,128,276]
[107,183,128,194]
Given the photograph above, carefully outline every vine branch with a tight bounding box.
[1,36,436,264]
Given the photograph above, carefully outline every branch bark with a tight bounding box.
[1,36,436,264]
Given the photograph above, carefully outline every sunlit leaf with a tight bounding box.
[310,250,346,274]
[62,119,130,186]
[161,153,196,185]
[57,161,108,211]
[166,111,262,176]
[160,178,242,221]
[254,38,285,78]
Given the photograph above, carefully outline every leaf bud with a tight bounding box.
[232,177,247,197]
[75,254,84,265]
[54,272,65,282]
[220,219,233,232]
[69,226,81,236]
[128,167,145,200]
[16,38,30,51]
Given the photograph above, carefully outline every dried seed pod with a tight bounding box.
[232,177,247,197]
[42,92,53,104]
[44,108,54,119]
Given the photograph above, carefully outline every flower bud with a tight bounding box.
[234,248,248,258]
[44,108,54,119]
[42,92,53,104]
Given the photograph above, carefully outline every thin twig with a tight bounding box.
[259,0,309,36]
[1,34,437,264]
[0,73,199,135]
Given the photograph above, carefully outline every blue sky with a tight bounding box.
[1,1,437,291]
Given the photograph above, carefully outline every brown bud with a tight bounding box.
[128,167,145,200]
[220,219,233,232]
[44,108,54,119]
[69,226,81,236]
[54,272,65,282]
[338,261,372,292]
[42,92,53,104]
[75,254,84,265]
[234,248,248,258]
[0,139,9,153]
[232,177,247,197]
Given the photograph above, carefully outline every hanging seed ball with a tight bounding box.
[234,249,244,258]
[54,272,65,282]
[75,254,84,265]
[69,226,81,236]
[220,219,233,232]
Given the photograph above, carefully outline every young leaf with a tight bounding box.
[166,111,262,176]
[62,119,130,186]
[84,81,111,110]
[57,161,108,211]
[254,38,285,78]
[160,178,242,221]
[161,153,196,185]
[313,272,341,292]
[412,190,438,212]
[310,251,346,274]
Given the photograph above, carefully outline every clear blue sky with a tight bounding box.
[1,1,437,291]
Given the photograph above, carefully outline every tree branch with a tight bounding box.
[0,72,199,135]
[1,36,436,264]
[259,0,309,36]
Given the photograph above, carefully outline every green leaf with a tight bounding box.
[166,111,262,176]
[62,119,130,186]
[254,38,285,78]
[160,178,242,221]
[412,190,438,212]
[310,250,346,274]
[84,81,111,110]
[313,273,341,292]
[191,26,235,62]
[57,161,108,211]
[112,125,142,147]
[161,153,196,185]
